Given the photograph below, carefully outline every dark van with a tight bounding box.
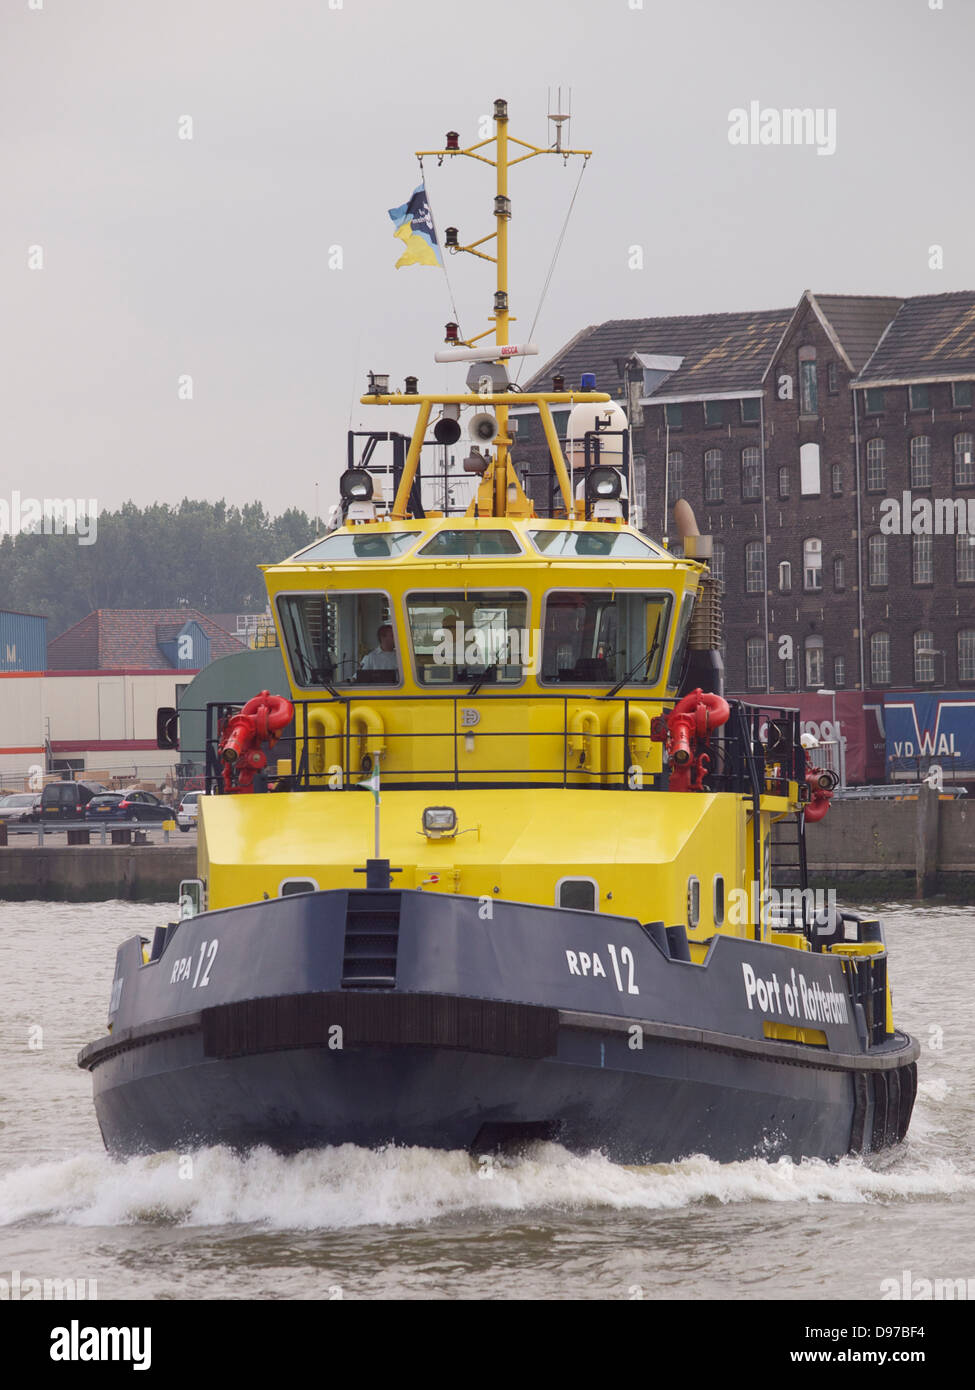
[40,780,105,821]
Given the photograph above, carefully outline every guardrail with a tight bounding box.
[0,820,193,846]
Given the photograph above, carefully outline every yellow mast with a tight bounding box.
[393,97,592,519]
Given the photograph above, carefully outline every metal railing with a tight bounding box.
[199,694,807,798]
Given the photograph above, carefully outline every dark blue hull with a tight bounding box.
[79,890,919,1163]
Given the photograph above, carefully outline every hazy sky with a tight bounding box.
[2,0,972,523]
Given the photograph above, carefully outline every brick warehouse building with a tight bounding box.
[514,291,975,696]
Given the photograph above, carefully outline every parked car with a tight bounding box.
[176,790,203,832]
[85,789,176,823]
[40,780,106,821]
[0,792,42,823]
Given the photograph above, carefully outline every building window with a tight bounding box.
[910,435,932,488]
[909,384,930,411]
[954,433,974,486]
[799,362,819,415]
[667,450,684,501]
[866,438,886,491]
[745,540,765,593]
[868,533,888,586]
[957,534,975,583]
[665,404,683,429]
[912,534,933,585]
[805,636,824,687]
[952,382,972,409]
[865,388,886,414]
[834,655,846,687]
[778,467,790,499]
[914,631,935,684]
[710,540,725,585]
[799,442,821,495]
[959,629,975,681]
[827,361,839,395]
[704,400,724,427]
[704,449,723,501]
[746,637,767,689]
[783,655,797,689]
[833,554,845,590]
[741,446,761,500]
[778,560,792,592]
[803,537,823,591]
[831,464,843,495]
[741,397,760,422]
[870,632,891,685]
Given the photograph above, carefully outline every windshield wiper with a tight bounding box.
[602,635,662,699]
[466,662,499,695]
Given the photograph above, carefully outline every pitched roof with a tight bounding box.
[810,293,904,371]
[47,609,246,670]
[524,309,793,401]
[856,292,975,384]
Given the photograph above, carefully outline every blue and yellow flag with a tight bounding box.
[388,185,442,268]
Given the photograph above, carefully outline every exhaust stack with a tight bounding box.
[674,502,724,697]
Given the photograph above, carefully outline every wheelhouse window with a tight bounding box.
[417,529,521,557]
[293,531,420,562]
[406,590,529,686]
[277,591,400,688]
[540,590,672,687]
[528,530,660,558]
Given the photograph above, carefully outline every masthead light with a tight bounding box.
[445,131,460,151]
[366,371,389,396]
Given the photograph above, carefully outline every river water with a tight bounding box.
[0,900,972,1301]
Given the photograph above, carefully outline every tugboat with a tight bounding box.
[79,100,918,1163]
